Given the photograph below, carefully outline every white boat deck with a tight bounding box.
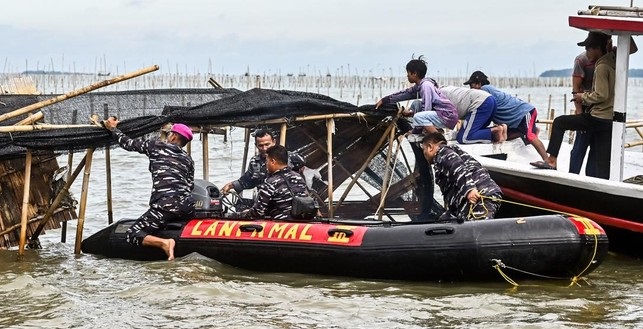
[455,138,643,199]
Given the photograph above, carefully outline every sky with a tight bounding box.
[2,0,643,77]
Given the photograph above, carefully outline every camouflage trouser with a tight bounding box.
[125,207,179,246]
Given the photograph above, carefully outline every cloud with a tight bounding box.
[2,0,642,75]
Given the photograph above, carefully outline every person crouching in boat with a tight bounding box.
[375,56,458,135]
[465,71,549,163]
[421,132,503,221]
[104,118,195,260]
[438,85,506,144]
[241,145,315,220]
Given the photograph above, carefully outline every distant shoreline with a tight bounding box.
[540,68,643,78]
[21,70,111,76]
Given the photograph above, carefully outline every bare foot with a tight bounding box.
[163,238,176,261]
[499,124,508,143]
[491,125,504,143]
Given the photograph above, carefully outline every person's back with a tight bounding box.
[421,132,502,221]
[439,86,490,119]
[112,126,195,213]
[245,145,310,220]
[252,168,308,219]
[433,144,502,219]
[105,120,195,260]
[439,86,504,144]
[585,51,615,120]
[480,84,534,129]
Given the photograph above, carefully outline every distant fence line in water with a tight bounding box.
[6,72,643,95]
[2,71,643,150]
[2,72,643,120]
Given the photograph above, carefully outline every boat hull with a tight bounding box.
[81,215,608,282]
[482,163,643,258]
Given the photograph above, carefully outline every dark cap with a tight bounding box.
[463,70,489,85]
[577,32,611,48]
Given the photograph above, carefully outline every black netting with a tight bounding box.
[0,88,392,158]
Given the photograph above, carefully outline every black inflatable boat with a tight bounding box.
[81,181,608,282]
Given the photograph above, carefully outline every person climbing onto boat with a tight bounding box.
[532,32,615,178]
[421,132,503,221]
[375,56,458,135]
[221,128,305,196]
[438,85,506,144]
[465,71,549,162]
[241,145,314,220]
[104,118,195,260]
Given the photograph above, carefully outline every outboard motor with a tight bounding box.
[192,179,226,217]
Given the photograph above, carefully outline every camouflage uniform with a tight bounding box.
[247,167,309,220]
[111,128,195,245]
[230,151,305,193]
[433,144,502,221]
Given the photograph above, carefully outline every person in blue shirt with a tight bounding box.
[465,71,548,162]
[376,56,458,135]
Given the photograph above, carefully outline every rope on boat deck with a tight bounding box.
[481,196,601,287]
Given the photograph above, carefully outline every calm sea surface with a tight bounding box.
[1,81,642,328]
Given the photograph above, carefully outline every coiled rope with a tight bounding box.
[473,195,601,287]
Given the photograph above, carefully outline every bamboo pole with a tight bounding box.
[17,149,32,259]
[377,126,397,220]
[624,140,643,148]
[104,105,114,225]
[0,65,159,123]
[241,128,251,176]
[234,112,367,127]
[0,209,67,239]
[15,111,44,125]
[336,120,398,209]
[547,108,555,139]
[279,123,287,146]
[62,109,78,242]
[326,118,334,218]
[30,155,87,242]
[202,131,209,180]
[74,148,95,254]
[0,123,96,133]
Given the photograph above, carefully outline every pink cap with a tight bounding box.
[171,123,193,142]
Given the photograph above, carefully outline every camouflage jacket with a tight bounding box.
[112,128,195,214]
[248,167,308,220]
[231,151,305,192]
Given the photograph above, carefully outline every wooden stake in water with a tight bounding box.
[74,148,95,254]
[202,131,209,181]
[326,118,334,218]
[104,105,114,225]
[378,126,396,221]
[17,149,32,259]
[280,123,287,146]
